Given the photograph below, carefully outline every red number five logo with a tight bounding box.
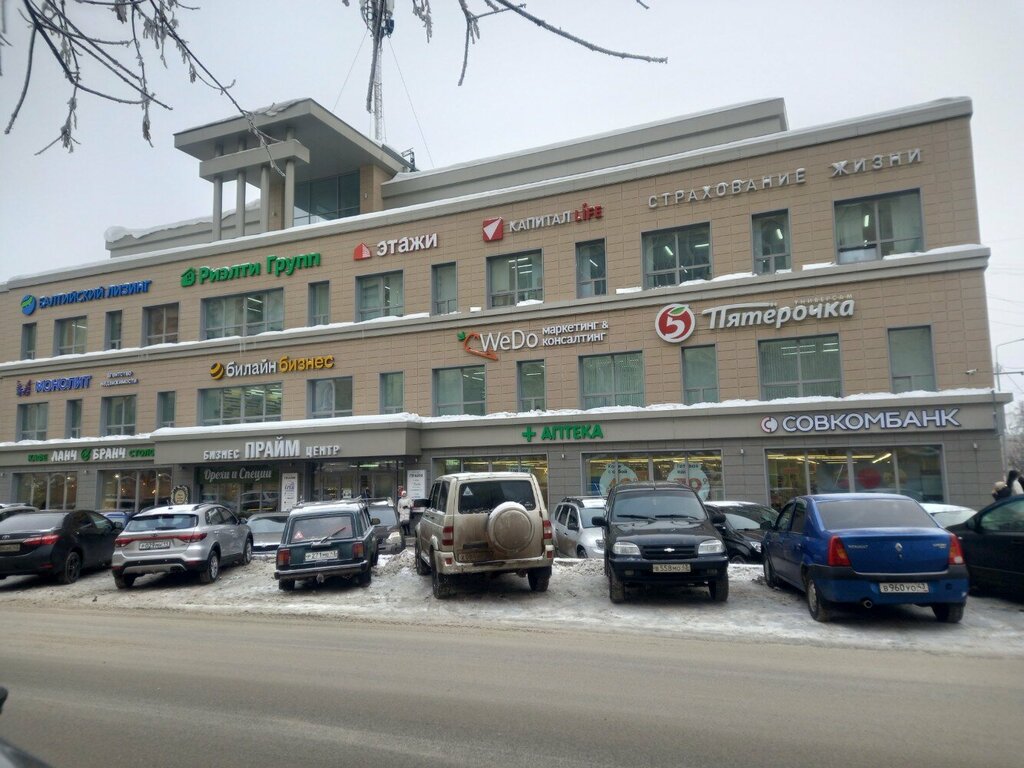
[655,304,696,343]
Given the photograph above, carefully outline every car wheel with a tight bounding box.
[709,576,729,603]
[113,572,135,590]
[358,569,372,587]
[933,602,965,623]
[242,538,253,565]
[609,571,626,604]
[199,551,220,584]
[763,555,779,588]
[431,551,455,599]
[576,547,588,559]
[278,579,295,591]
[805,575,832,622]
[414,539,431,575]
[56,550,82,585]
[729,554,747,565]
[528,566,551,592]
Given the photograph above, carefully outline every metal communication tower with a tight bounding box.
[360,0,396,144]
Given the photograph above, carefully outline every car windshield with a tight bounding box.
[248,516,288,533]
[370,505,399,526]
[611,492,706,521]
[125,514,198,532]
[458,480,536,514]
[0,512,64,532]
[815,498,935,529]
[717,504,778,529]
[289,513,356,543]
[580,507,607,527]
[724,512,764,531]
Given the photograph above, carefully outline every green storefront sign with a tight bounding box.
[181,252,321,288]
[521,424,604,443]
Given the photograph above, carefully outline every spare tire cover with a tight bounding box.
[486,501,535,554]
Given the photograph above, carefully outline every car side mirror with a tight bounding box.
[370,517,381,525]
[760,520,774,531]
[709,511,726,525]
[592,515,607,527]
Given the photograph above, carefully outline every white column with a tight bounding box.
[260,164,271,232]
[235,136,247,238]
[211,142,223,241]
[284,127,297,229]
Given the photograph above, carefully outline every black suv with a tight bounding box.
[595,482,729,603]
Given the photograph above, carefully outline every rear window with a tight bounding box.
[611,491,706,521]
[125,514,198,532]
[248,516,288,533]
[816,498,935,530]
[288,513,357,543]
[458,480,536,514]
[369,505,399,526]
[0,512,65,532]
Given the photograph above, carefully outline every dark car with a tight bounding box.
[275,502,377,591]
[0,505,36,523]
[594,482,728,604]
[762,493,969,622]
[365,500,405,559]
[0,510,121,584]
[705,501,779,564]
[949,495,1024,598]
[0,686,53,768]
[246,512,289,553]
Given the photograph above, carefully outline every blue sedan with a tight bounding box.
[762,493,969,623]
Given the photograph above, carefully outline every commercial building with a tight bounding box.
[1,96,1008,513]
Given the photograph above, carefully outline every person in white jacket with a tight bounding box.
[397,489,414,536]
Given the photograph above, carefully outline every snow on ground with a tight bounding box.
[2,552,1022,658]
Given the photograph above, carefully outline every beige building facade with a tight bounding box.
[0,97,1008,514]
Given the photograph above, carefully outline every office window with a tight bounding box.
[309,377,354,418]
[434,366,485,416]
[156,391,176,428]
[488,251,543,307]
[202,289,284,339]
[357,271,404,321]
[380,372,404,414]
[102,395,136,436]
[576,240,607,297]
[66,400,82,438]
[518,361,546,411]
[888,327,936,392]
[105,311,123,350]
[835,190,923,263]
[432,263,458,315]
[682,346,719,405]
[199,384,282,425]
[21,323,36,360]
[643,223,711,287]
[308,281,330,326]
[759,335,841,399]
[17,402,48,440]
[54,316,87,355]
[144,303,179,345]
[752,211,791,275]
[293,172,360,225]
[580,352,644,409]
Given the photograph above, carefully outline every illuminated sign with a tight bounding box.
[20,280,152,315]
[521,424,605,443]
[180,252,321,287]
[486,202,603,240]
[209,354,335,379]
[459,321,609,361]
[760,409,961,434]
[28,375,93,393]
[26,446,154,463]
[656,297,855,344]
[200,439,341,462]
[101,370,139,387]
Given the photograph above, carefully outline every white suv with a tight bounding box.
[414,472,554,599]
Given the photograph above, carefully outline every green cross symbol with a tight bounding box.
[521,427,537,442]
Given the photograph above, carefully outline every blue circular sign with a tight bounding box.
[20,295,37,316]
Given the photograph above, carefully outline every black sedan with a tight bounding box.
[0,510,121,585]
[705,501,779,564]
[949,495,1024,599]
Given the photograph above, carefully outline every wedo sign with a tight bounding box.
[181,252,321,287]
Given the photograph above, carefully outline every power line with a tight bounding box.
[386,38,435,169]
[332,28,370,114]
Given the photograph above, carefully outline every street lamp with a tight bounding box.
[994,337,1024,391]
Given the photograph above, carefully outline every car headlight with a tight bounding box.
[612,541,641,556]
[750,540,762,552]
[698,539,725,555]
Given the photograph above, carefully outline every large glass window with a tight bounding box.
[759,334,841,399]
[54,316,87,355]
[101,468,172,511]
[14,471,77,509]
[200,384,283,425]
[835,190,923,263]
[309,377,354,418]
[643,223,711,287]
[682,345,719,405]
[202,289,284,339]
[357,271,404,321]
[105,311,123,350]
[102,395,136,436]
[580,352,644,409]
[888,326,936,392]
[583,452,723,500]
[576,240,607,298]
[294,172,360,225]
[434,366,485,416]
[432,263,458,315]
[432,455,548,504]
[518,360,545,411]
[309,281,330,326]
[144,303,179,345]
[488,251,543,307]
[66,400,82,439]
[17,402,48,440]
[380,371,404,414]
[156,391,176,428]
[752,210,791,274]
[21,323,36,360]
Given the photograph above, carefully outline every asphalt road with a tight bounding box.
[0,607,1020,768]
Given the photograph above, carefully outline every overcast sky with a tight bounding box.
[1,0,1022,392]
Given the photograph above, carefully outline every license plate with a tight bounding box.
[652,563,691,573]
[304,550,337,562]
[138,540,171,550]
[879,582,929,594]
[0,544,19,553]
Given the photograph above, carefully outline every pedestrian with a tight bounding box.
[1007,468,1024,496]
[992,480,1009,501]
[397,489,413,537]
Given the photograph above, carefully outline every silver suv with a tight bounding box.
[111,503,252,588]
[414,472,554,599]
